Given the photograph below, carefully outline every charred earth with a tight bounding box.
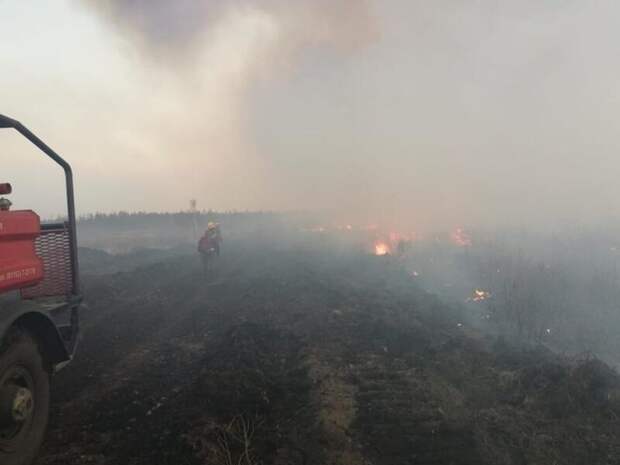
[35,240,620,465]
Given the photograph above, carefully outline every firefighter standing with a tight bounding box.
[198,222,223,276]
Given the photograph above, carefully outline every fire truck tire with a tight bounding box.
[0,328,50,465]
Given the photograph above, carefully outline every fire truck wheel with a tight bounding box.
[0,328,50,465]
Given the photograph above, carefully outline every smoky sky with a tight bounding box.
[3,1,620,231]
[80,0,377,59]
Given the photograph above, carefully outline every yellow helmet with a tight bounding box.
[207,222,217,230]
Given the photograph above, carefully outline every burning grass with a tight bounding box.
[373,240,390,256]
[468,288,491,302]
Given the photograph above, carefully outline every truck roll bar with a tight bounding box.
[0,114,80,296]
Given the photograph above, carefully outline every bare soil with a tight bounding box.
[34,242,620,465]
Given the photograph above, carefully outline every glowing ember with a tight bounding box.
[469,289,491,302]
[451,228,472,247]
[374,241,390,256]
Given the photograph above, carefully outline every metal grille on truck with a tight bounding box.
[21,225,72,299]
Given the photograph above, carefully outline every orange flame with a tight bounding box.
[374,241,390,256]
[469,289,491,302]
[451,228,472,247]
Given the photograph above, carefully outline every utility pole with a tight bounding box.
[190,199,198,240]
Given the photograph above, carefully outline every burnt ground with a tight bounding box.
[35,241,620,465]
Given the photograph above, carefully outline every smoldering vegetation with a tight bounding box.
[34,212,620,465]
[77,211,620,365]
[7,1,620,464]
[399,227,620,368]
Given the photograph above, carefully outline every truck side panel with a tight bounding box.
[0,210,44,292]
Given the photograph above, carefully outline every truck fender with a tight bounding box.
[0,301,69,366]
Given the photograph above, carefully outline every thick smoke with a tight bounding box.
[53,0,620,232]
[76,0,378,214]
[81,0,377,59]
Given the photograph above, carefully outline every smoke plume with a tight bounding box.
[77,0,378,213]
[81,0,377,59]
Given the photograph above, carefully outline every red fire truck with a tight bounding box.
[0,114,81,465]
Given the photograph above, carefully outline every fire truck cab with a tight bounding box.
[0,114,81,465]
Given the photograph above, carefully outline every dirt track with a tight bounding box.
[35,242,620,465]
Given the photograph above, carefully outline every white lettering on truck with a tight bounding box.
[0,267,37,282]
